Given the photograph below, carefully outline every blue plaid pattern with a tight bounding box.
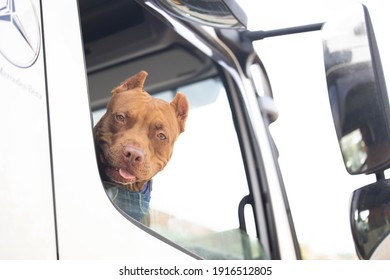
[103,181,152,222]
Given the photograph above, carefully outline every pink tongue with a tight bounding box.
[119,169,136,180]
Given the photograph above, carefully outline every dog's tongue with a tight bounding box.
[119,168,136,180]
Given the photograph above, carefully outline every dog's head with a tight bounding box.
[94,71,189,191]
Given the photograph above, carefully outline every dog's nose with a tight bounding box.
[123,145,144,164]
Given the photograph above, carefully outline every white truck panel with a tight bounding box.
[0,0,57,259]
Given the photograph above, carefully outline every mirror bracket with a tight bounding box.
[376,171,386,182]
[240,22,324,42]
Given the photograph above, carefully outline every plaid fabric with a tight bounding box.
[103,181,152,222]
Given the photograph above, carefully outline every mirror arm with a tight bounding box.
[376,171,386,181]
[241,22,324,41]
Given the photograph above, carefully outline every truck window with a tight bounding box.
[92,77,268,259]
[80,0,269,259]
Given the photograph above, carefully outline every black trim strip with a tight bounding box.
[261,108,302,260]
[39,0,60,260]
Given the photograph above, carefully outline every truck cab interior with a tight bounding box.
[79,0,217,110]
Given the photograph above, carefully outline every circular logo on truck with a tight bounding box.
[0,0,41,68]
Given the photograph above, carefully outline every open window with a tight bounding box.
[80,0,268,259]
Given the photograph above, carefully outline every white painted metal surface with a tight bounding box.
[0,0,57,259]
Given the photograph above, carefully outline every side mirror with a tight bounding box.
[350,179,390,259]
[152,0,247,29]
[322,3,390,175]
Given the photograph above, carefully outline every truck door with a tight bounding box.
[0,0,57,259]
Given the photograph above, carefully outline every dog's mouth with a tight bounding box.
[98,152,139,185]
[105,166,138,185]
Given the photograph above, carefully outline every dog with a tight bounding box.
[93,70,188,221]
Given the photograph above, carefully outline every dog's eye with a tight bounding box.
[157,133,167,141]
[114,113,126,124]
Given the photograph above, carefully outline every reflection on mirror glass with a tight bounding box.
[350,179,390,259]
[155,0,247,29]
[340,129,367,173]
[322,3,390,175]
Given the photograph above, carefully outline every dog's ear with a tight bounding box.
[171,93,189,133]
[111,71,148,94]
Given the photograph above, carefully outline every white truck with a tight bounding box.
[0,0,388,260]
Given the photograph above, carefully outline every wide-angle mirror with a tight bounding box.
[350,179,390,259]
[322,3,390,175]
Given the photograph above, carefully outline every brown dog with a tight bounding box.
[93,71,188,220]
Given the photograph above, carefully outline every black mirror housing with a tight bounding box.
[350,179,390,259]
[322,3,390,175]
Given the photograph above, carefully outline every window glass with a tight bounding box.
[93,77,269,259]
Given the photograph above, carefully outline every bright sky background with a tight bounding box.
[238,0,389,258]
[240,0,388,75]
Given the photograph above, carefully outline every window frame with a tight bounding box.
[219,66,278,259]
[78,0,300,259]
